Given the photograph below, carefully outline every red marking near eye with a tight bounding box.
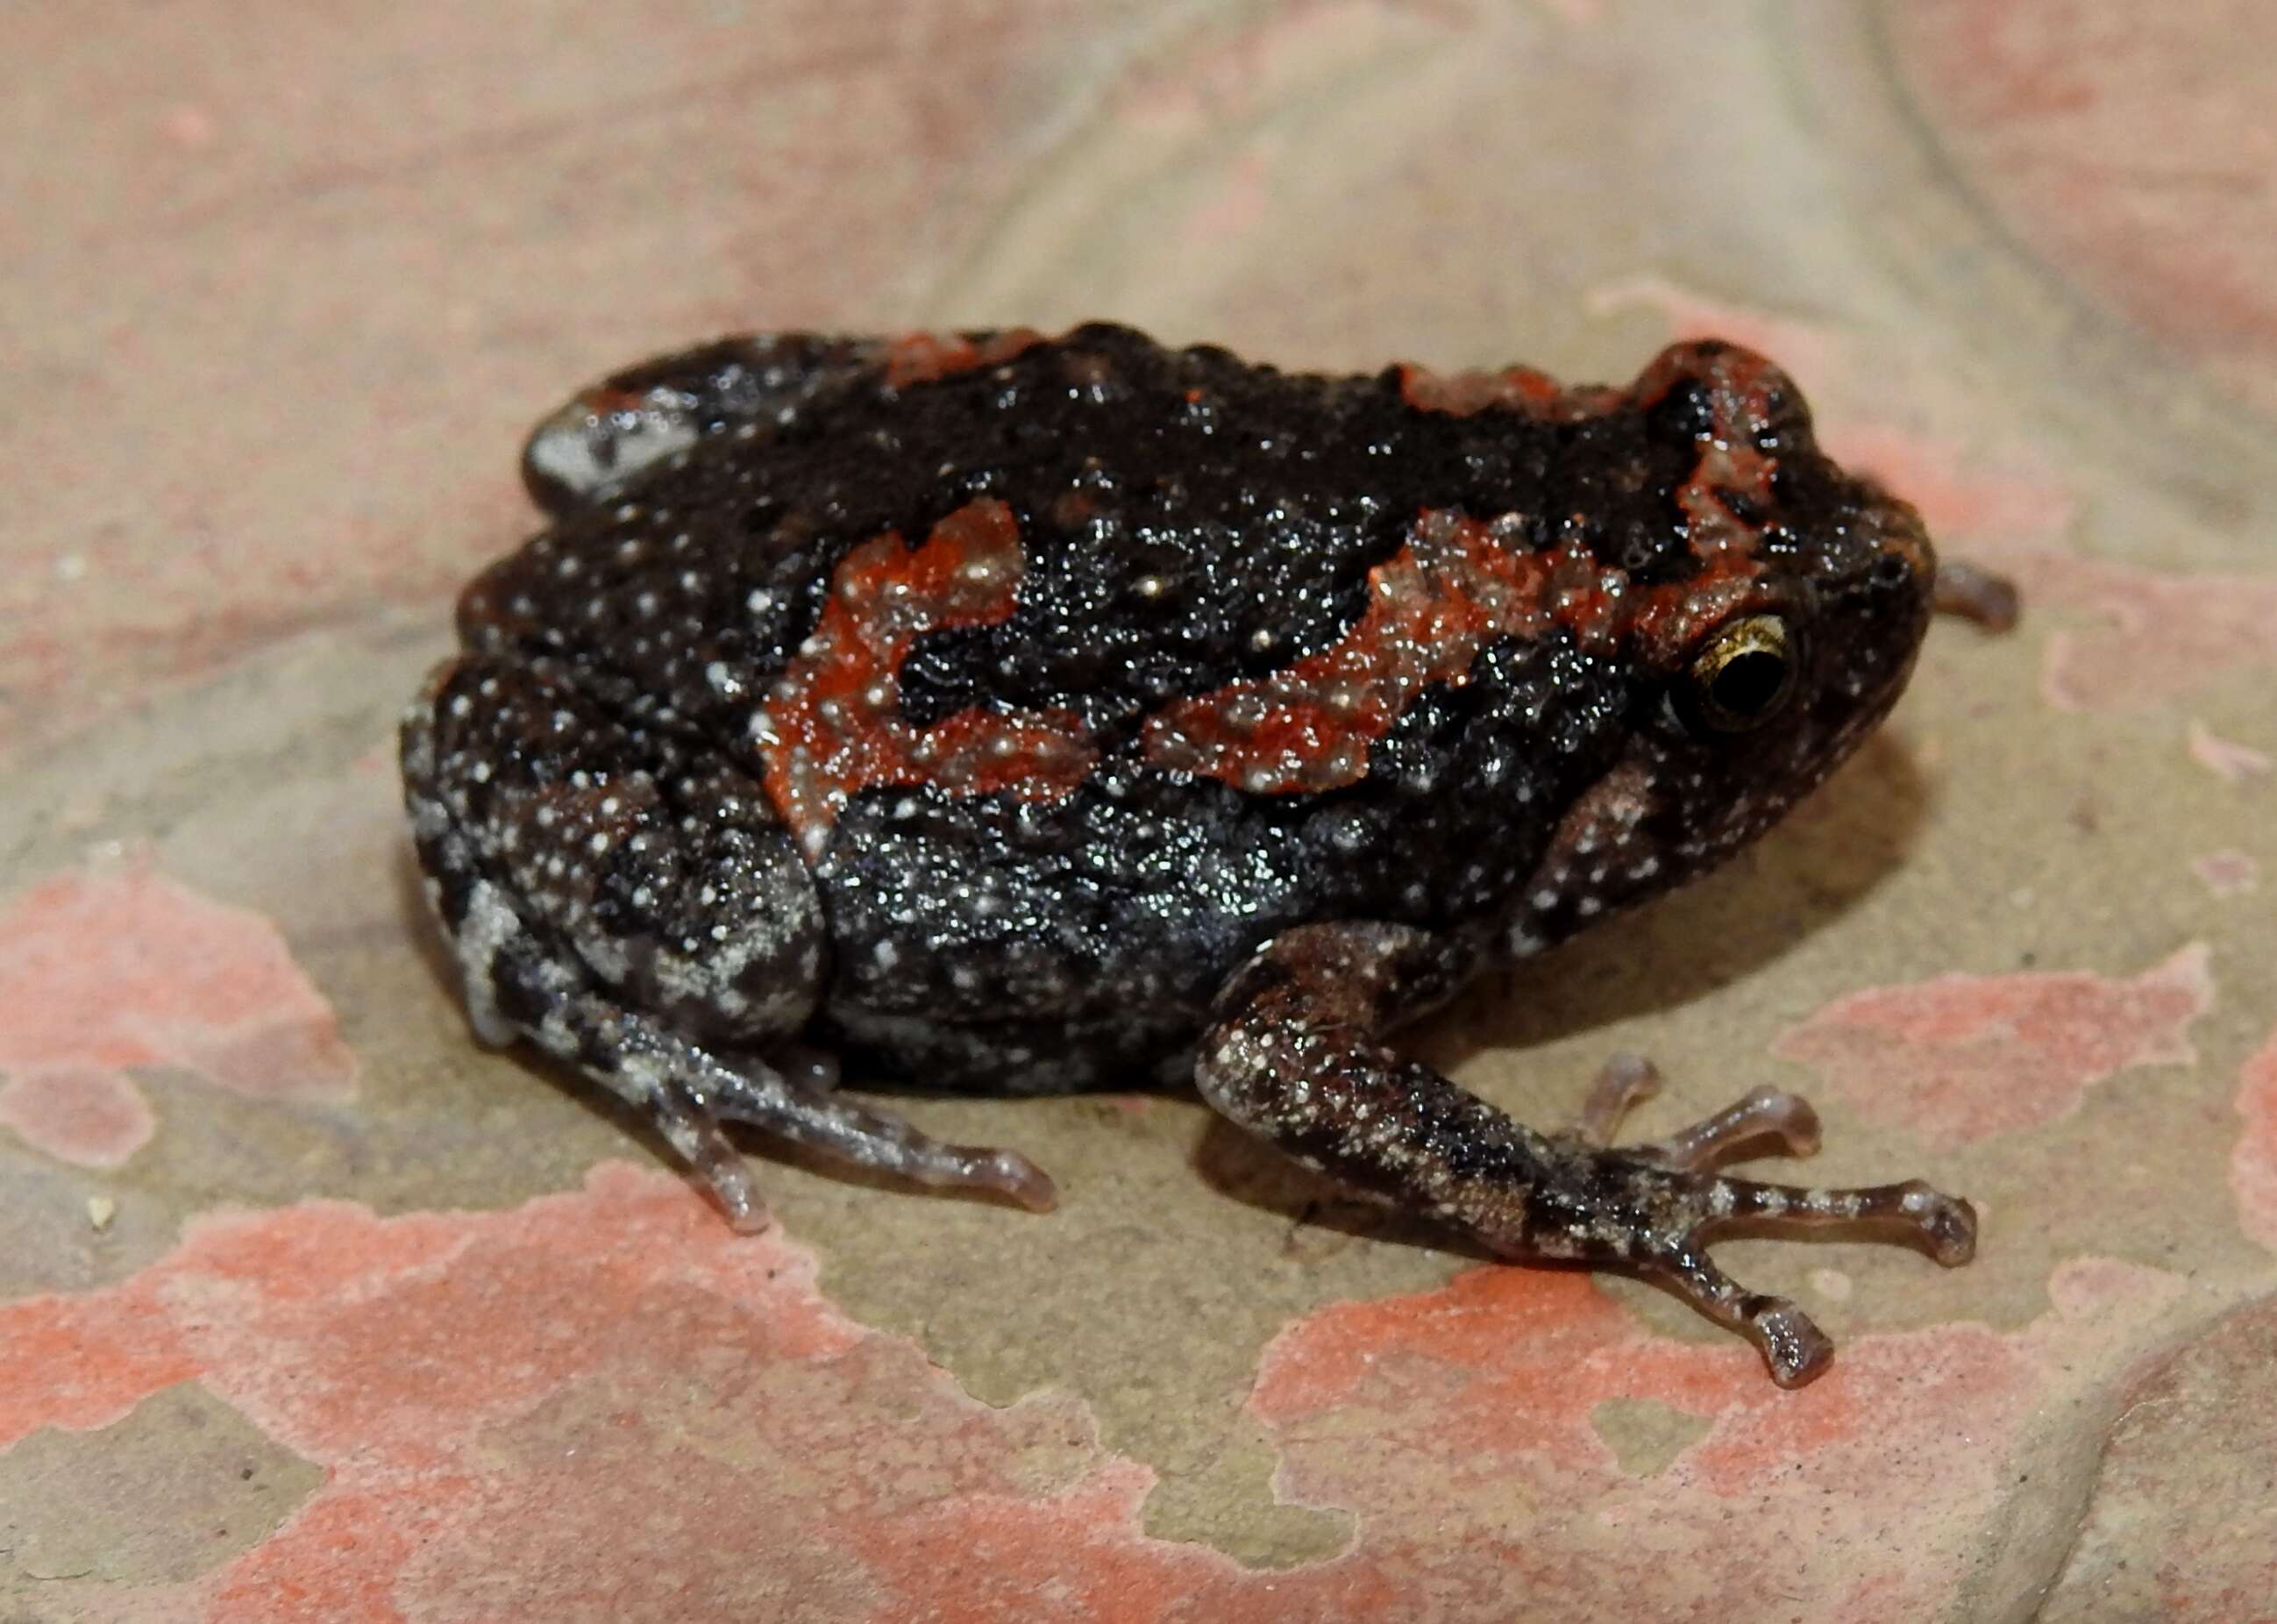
[1142,510,1619,794]
[882,328,1046,389]
[756,498,1095,860]
[1399,341,1818,665]
[1632,340,1787,558]
[1628,545,1768,665]
[1626,340,1832,659]
[1148,343,1828,797]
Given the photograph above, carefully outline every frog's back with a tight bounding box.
[452,324,1804,1087]
[462,324,1699,735]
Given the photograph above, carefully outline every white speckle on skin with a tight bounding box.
[453,881,526,1048]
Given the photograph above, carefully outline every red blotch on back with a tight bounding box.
[1397,360,1614,419]
[882,327,1046,389]
[756,498,1095,858]
[1142,510,1588,794]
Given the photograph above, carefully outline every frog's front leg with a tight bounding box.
[1195,922,1975,1386]
[401,655,1056,1228]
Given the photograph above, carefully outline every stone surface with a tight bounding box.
[4,2,2275,1620]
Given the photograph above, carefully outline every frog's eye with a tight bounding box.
[1680,614,1797,733]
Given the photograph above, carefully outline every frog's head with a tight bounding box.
[1507,341,1939,945]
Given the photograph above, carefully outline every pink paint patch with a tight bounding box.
[158,103,217,149]
[2193,850,2259,899]
[2185,719,2273,785]
[1886,3,2277,422]
[1774,944,2213,1150]
[2233,1027,2277,1255]
[0,1165,1390,1621]
[1536,0,1603,25]
[1251,1256,2184,1618]
[0,1065,154,1168]
[0,1167,2204,1620]
[0,856,355,1167]
[1982,552,2277,714]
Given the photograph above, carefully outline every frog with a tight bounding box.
[401,322,2014,1386]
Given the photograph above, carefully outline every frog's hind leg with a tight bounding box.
[1195,922,1975,1387]
[460,921,1053,1229]
[401,654,1056,1227]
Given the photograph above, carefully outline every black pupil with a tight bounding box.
[1711,649,1788,716]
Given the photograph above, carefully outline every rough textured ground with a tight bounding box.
[4,3,2275,1620]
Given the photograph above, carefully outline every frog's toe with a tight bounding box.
[1571,1161,1973,1385]
[975,1149,1059,1214]
[616,1062,765,1231]
[1568,1051,1662,1146]
[1567,1067,1820,1171]
[1625,1084,1823,1172]
[1698,1171,1979,1265]
[705,1056,1059,1214]
[1647,1242,1835,1388]
[1932,558,2022,631]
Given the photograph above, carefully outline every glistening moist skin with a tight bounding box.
[403,322,2003,1383]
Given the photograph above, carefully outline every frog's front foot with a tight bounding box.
[1198,922,1976,1388]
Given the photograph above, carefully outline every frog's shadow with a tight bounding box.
[1188,726,1932,1233]
[1434,724,1931,1058]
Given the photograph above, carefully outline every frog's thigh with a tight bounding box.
[519,332,888,516]
[1195,921,1976,1388]
[404,654,828,1047]
[401,656,1055,1224]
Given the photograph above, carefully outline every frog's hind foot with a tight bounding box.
[472,932,1059,1223]
[476,942,1058,1227]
